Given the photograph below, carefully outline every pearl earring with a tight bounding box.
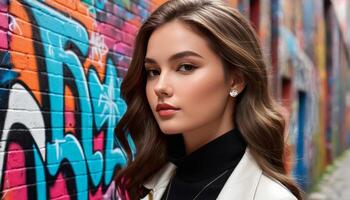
[229,89,238,97]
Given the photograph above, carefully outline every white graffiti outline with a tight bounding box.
[90,32,109,67]
[0,83,46,189]
[53,139,66,159]
[46,31,55,57]
[98,76,120,126]
[8,15,23,36]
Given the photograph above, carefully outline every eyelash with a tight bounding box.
[146,69,159,77]
[178,64,197,72]
[146,64,197,77]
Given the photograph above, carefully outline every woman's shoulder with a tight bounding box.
[255,174,298,200]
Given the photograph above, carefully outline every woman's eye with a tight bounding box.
[146,69,160,77]
[178,64,196,72]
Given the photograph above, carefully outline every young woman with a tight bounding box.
[114,0,303,199]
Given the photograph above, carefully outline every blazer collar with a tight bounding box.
[217,148,262,200]
[142,162,176,200]
[142,148,262,200]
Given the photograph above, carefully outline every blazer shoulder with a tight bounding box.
[255,174,298,200]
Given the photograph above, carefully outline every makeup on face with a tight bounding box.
[145,20,235,153]
[156,102,180,118]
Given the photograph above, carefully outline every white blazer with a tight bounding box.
[141,148,297,200]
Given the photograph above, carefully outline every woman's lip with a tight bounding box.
[157,109,179,117]
[156,103,179,111]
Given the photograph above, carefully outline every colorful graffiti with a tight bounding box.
[331,0,350,51]
[277,0,350,191]
[0,0,153,199]
[1,0,350,198]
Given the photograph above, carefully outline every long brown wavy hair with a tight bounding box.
[114,0,303,199]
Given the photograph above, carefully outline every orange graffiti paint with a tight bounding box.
[9,0,42,105]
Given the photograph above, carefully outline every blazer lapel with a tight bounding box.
[141,148,261,200]
[217,148,262,200]
[142,162,176,200]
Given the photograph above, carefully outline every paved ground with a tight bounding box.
[308,150,350,200]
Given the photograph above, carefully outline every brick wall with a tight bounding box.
[1,0,350,198]
[0,0,165,199]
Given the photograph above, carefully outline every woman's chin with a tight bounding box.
[160,128,182,135]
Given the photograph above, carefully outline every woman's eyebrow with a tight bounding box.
[168,51,203,61]
[144,51,203,64]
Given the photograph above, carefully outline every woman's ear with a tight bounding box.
[230,71,246,94]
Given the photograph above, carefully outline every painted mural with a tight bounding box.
[0,0,157,199]
[331,0,350,51]
[1,0,350,199]
[277,0,350,191]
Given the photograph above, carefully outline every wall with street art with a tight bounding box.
[0,0,166,199]
[222,0,350,192]
[1,0,350,199]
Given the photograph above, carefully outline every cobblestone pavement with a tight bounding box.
[308,150,350,200]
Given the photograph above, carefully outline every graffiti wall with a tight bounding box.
[228,0,349,191]
[331,0,350,51]
[0,0,166,199]
[1,0,350,198]
[277,0,350,191]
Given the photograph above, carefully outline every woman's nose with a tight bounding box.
[154,73,173,98]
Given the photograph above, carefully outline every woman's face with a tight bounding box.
[145,20,235,135]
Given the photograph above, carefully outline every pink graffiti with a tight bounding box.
[0,31,8,49]
[64,111,76,135]
[89,185,102,200]
[2,143,27,200]
[94,131,105,152]
[49,173,69,199]
[0,11,8,49]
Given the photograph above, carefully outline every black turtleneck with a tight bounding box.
[160,128,247,200]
